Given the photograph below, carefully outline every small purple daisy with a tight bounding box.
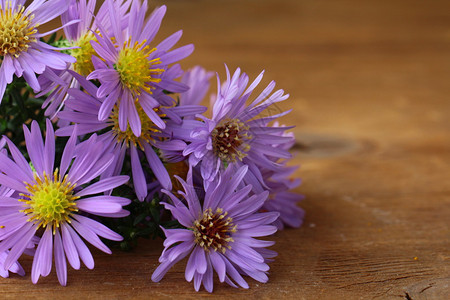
[0,119,130,285]
[183,66,293,193]
[0,0,76,101]
[151,165,279,292]
[87,0,194,136]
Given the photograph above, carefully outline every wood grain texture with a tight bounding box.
[2,0,450,298]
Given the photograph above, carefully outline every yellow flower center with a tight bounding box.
[110,102,162,150]
[211,118,251,163]
[20,169,79,231]
[0,2,37,57]
[115,39,164,95]
[193,208,236,253]
[71,32,97,76]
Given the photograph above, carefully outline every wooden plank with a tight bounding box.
[2,0,449,298]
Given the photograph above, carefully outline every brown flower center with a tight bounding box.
[193,208,236,253]
[211,118,251,163]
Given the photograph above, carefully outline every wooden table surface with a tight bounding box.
[2,0,450,299]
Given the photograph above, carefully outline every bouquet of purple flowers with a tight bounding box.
[0,0,304,292]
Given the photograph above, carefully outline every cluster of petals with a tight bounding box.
[0,0,304,290]
[56,71,206,200]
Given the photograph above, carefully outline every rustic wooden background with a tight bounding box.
[2,0,449,299]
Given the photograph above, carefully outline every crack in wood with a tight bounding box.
[419,283,433,294]
[336,275,426,290]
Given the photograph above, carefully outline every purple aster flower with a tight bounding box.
[0,119,130,286]
[183,66,293,193]
[38,0,131,118]
[151,165,279,292]
[87,0,194,136]
[56,71,205,200]
[0,0,76,102]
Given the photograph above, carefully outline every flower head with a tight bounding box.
[184,66,293,193]
[151,165,279,292]
[0,0,75,102]
[87,0,194,136]
[0,119,130,285]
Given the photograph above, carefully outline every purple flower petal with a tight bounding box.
[23,121,45,175]
[127,96,141,137]
[65,225,94,269]
[43,119,55,174]
[31,226,53,284]
[4,223,36,270]
[152,250,189,283]
[155,30,182,52]
[158,44,194,65]
[193,272,203,292]
[141,5,167,44]
[130,146,147,201]
[59,124,78,176]
[70,219,111,254]
[32,0,69,25]
[144,143,171,190]
[54,229,67,286]
[73,215,123,241]
[209,250,226,282]
[1,55,15,84]
[0,151,32,183]
[75,175,129,197]
[76,199,122,215]
[202,258,214,293]
[61,223,80,270]
[0,174,27,193]
[98,87,121,121]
